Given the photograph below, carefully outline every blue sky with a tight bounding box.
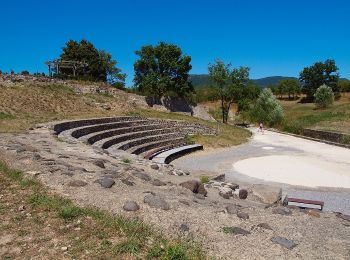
[1,0,349,86]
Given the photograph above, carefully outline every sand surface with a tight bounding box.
[233,154,350,188]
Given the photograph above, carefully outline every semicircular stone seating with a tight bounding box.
[53,116,215,164]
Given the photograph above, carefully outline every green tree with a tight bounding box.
[208,59,250,123]
[133,42,193,98]
[59,39,125,86]
[21,70,30,75]
[299,59,339,100]
[314,84,334,108]
[250,88,284,126]
[338,80,350,93]
[278,78,301,99]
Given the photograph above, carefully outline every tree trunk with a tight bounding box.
[221,97,225,123]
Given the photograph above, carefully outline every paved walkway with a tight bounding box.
[173,128,350,214]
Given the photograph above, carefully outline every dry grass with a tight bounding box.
[127,109,251,148]
[0,83,126,133]
[279,93,350,134]
[0,161,207,259]
[0,82,250,148]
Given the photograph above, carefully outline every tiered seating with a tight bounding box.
[54,116,214,163]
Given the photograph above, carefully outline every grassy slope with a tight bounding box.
[0,161,206,259]
[0,83,251,148]
[279,93,350,134]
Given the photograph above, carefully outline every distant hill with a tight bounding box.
[190,74,349,89]
[189,74,298,88]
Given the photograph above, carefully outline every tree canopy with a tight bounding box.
[249,88,284,126]
[208,59,251,123]
[59,39,126,87]
[133,42,193,98]
[299,59,339,100]
[275,78,301,99]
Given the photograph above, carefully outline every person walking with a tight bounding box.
[258,122,264,134]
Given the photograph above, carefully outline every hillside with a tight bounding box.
[0,74,250,148]
[190,74,298,88]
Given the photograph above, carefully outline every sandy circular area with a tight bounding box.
[233,155,350,188]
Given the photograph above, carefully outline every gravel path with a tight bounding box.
[173,128,350,214]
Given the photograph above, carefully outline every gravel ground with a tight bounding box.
[0,126,349,259]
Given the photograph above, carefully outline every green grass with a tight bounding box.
[0,160,207,259]
[279,99,350,134]
[0,112,16,119]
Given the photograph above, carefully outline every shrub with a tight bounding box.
[314,84,334,108]
[200,176,210,184]
[249,88,284,126]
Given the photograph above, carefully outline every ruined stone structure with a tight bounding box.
[54,116,215,163]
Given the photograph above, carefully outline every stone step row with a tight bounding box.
[54,116,213,161]
[53,116,143,134]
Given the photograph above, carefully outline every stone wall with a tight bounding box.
[302,128,350,144]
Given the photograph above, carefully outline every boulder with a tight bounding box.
[144,194,170,210]
[251,184,282,204]
[271,236,297,249]
[123,201,140,211]
[180,180,207,196]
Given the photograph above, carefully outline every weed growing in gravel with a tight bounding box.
[200,176,210,184]
[122,158,132,163]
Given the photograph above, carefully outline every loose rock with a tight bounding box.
[273,207,292,216]
[237,212,249,220]
[179,224,189,232]
[121,179,135,186]
[224,226,250,235]
[226,204,239,214]
[271,236,297,249]
[100,178,115,188]
[68,180,88,187]
[93,159,105,168]
[123,201,140,212]
[144,194,170,210]
[150,164,160,170]
[152,179,166,186]
[257,223,273,230]
[239,189,248,199]
[132,171,151,182]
